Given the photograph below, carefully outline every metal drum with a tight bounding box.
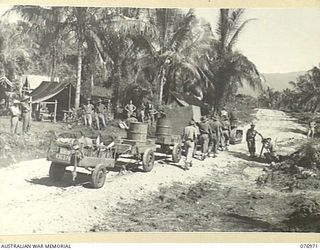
[156,118,172,136]
[128,122,148,142]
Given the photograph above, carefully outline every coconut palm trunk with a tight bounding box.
[75,37,83,110]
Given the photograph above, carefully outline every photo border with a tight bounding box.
[0,0,319,243]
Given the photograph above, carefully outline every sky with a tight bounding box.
[0,5,319,73]
[196,8,320,73]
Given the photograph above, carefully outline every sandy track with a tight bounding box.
[0,109,307,234]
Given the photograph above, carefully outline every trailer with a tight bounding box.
[47,134,116,188]
[154,117,182,163]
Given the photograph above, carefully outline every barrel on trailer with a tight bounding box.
[127,122,148,142]
[156,118,172,141]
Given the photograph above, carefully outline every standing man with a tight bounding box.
[229,107,238,130]
[246,123,263,157]
[83,99,94,127]
[9,100,21,134]
[307,118,316,138]
[182,120,198,170]
[209,115,221,158]
[124,100,136,119]
[146,102,156,125]
[21,96,31,134]
[105,99,113,122]
[198,116,211,160]
[220,115,231,150]
[139,102,146,122]
[95,99,107,130]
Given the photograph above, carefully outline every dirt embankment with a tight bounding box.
[0,109,319,234]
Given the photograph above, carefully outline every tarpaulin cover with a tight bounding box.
[30,81,68,103]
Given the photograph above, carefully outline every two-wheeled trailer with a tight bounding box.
[154,117,182,163]
[47,134,116,188]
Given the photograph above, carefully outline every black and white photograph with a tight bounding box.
[0,5,320,235]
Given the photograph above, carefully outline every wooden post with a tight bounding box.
[54,99,58,123]
[29,96,32,122]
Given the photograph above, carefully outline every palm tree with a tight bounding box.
[114,8,213,106]
[289,66,320,112]
[11,6,107,109]
[0,20,34,81]
[200,9,263,110]
[9,6,66,83]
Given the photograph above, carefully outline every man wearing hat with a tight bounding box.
[220,114,231,150]
[182,120,198,170]
[198,115,211,160]
[262,137,278,163]
[246,123,263,157]
[209,115,221,158]
[9,100,21,134]
[83,99,94,127]
[21,95,31,134]
[95,99,107,130]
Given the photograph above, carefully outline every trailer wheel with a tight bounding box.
[142,148,155,172]
[49,162,65,181]
[91,164,107,188]
[172,143,182,163]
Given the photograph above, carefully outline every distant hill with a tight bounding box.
[237,71,305,97]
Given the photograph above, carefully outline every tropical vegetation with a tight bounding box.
[1,7,263,112]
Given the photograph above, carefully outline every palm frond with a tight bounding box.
[227,18,257,50]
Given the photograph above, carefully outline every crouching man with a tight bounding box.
[262,137,279,163]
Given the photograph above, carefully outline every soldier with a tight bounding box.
[262,137,278,163]
[21,96,31,134]
[83,99,94,127]
[307,118,316,138]
[220,114,231,150]
[146,102,156,125]
[229,106,238,129]
[95,99,107,130]
[124,100,136,118]
[105,99,113,122]
[209,115,221,158]
[9,100,21,134]
[246,123,263,157]
[182,120,198,170]
[198,116,211,160]
[139,102,146,122]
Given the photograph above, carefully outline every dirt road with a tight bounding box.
[0,109,308,234]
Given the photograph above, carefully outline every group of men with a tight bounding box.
[182,108,238,170]
[182,107,281,170]
[124,100,158,124]
[81,99,112,130]
[9,96,31,135]
[81,99,158,130]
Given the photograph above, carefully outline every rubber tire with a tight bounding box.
[142,148,155,172]
[49,162,65,181]
[172,143,182,163]
[91,164,107,189]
